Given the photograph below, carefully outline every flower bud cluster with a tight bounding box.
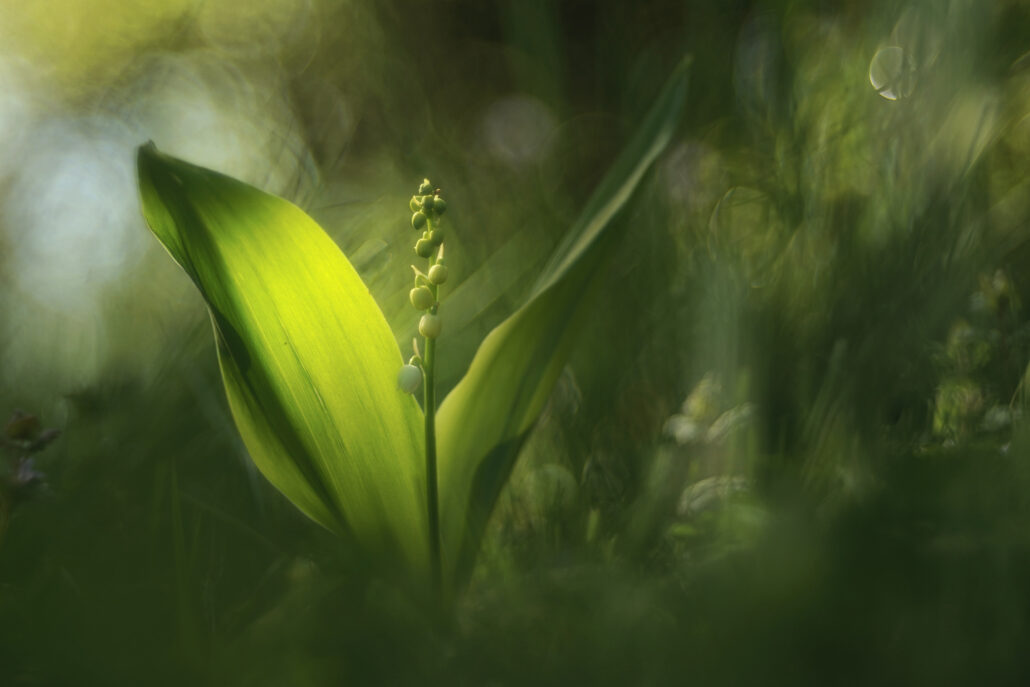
[399,178,449,394]
[411,179,447,256]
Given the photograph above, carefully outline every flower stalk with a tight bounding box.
[401,179,448,594]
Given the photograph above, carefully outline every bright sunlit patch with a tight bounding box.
[0,116,144,391]
[0,44,316,391]
[118,51,313,198]
[119,53,256,180]
[3,118,144,313]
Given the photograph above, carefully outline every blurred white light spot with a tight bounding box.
[481,95,557,167]
[118,51,311,197]
[3,119,144,313]
[869,46,915,101]
[120,53,253,179]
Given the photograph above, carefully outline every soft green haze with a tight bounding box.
[2,1,1030,685]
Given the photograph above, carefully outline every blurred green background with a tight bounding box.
[3,0,1030,684]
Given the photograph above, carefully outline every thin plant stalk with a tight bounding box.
[423,311,441,594]
[423,249,443,596]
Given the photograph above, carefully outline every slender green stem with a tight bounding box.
[422,335,438,593]
[424,271,442,595]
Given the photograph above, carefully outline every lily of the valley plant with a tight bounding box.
[137,59,689,602]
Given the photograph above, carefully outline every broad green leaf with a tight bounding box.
[436,58,691,587]
[137,144,428,580]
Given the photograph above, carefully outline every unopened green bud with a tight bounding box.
[411,211,427,230]
[419,313,442,339]
[418,179,433,195]
[409,197,421,212]
[428,263,448,285]
[428,228,443,246]
[431,196,446,215]
[409,286,434,310]
[397,364,422,393]
[415,239,434,258]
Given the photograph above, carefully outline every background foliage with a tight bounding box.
[2,0,1030,684]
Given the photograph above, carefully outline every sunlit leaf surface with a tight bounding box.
[435,58,691,586]
[137,144,428,580]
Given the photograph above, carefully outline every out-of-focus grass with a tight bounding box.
[3,0,1030,684]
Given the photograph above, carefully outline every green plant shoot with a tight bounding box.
[136,57,690,599]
